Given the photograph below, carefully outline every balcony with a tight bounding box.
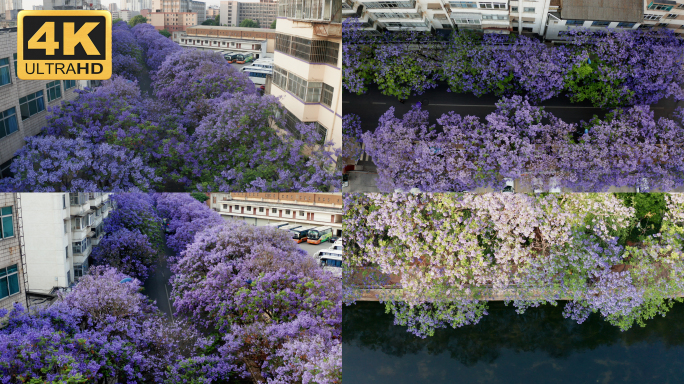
[278,0,342,23]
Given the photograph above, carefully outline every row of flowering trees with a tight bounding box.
[359,96,684,192]
[23,192,342,383]
[0,23,340,192]
[343,19,684,107]
[343,193,684,337]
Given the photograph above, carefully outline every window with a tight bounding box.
[0,108,18,140]
[452,16,481,24]
[479,2,506,9]
[482,14,508,20]
[0,159,12,179]
[46,80,62,102]
[13,53,16,78]
[0,207,13,239]
[223,204,228,210]
[259,207,264,212]
[67,270,71,285]
[523,7,535,12]
[63,80,76,90]
[272,208,277,214]
[565,19,584,26]
[617,22,635,28]
[511,6,517,11]
[648,3,673,11]
[19,91,45,120]
[644,13,662,21]
[0,58,10,87]
[679,3,684,9]
[63,194,66,209]
[667,13,678,19]
[235,205,239,210]
[70,193,85,206]
[592,21,610,27]
[247,206,252,211]
[285,209,291,215]
[274,35,339,65]
[299,211,305,216]
[72,239,90,254]
[0,264,20,299]
[64,222,67,234]
[321,83,334,107]
[449,1,476,8]
[74,264,83,278]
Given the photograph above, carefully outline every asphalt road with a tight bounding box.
[344,82,683,133]
[142,243,175,318]
[297,240,337,258]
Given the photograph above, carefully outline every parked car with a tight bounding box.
[329,235,339,244]
[162,218,173,234]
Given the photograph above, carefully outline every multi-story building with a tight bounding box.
[545,0,643,40]
[272,0,342,151]
[120,9,141,21]
[111,9,120,19]
[640,0,684,34]
[220,0,277,27]
[120,0,151,12]
[210,192,343,236]
[0,28,82,179]
[32,5,44,9]
[1,0,21,15]
[0,193,28,314]
[109,2,118,11]
[206,4,219,18]
[20,193,110,294]
[43,0,98,10]
[149,0,206,31]
[172,25,274,56]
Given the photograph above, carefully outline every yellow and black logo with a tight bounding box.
[17,10,111,80]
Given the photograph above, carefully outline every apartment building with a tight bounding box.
[120,9,141,21]
[19,193,111,294]
[43,0,102,10]
[210,192,343,236]
[272,0,342,151]
[109,2,118,11]
[0,0,21,15]
[0,28,82,179]
[545,0,643,40]
[121,0,152,12]
[149,0,206,31]
[640,0,684,33]
[0,193,28,314]
[206,4,219,18]
[172,25,274,55]
[220,0,277,27]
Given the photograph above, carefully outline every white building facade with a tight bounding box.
[272,0,342,152]
[0,193,27,314]
[20,193,110,294]
[210,192,343,236]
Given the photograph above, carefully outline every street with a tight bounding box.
[297,239,336,258]
[344,82,683,133]
[142,243,176,318]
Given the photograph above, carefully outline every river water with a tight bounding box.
[343,301,684,383]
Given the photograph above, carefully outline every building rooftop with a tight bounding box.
[561,0,643,23]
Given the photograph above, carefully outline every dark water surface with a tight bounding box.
[343,301,684,384]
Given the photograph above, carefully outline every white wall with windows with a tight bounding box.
[19,193,110,294]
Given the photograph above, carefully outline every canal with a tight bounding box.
[343,301,684,383]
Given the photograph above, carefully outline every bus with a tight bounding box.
[242,67,270,85]
[223,52,239,63]
[235,52,254,64]
[291,226,316,243]
[307,226,333,244]
[279,224,302,233]
[267,222,289,228]
[315,250,342,278]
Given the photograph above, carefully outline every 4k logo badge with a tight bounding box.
[17,10,111,80]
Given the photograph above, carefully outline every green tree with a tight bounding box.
[239,19,259,28]
[190,192,209,203]
[128,15,147,27]
[113,17,123,24]
[159,29,171,38]
[270,19,276,29]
